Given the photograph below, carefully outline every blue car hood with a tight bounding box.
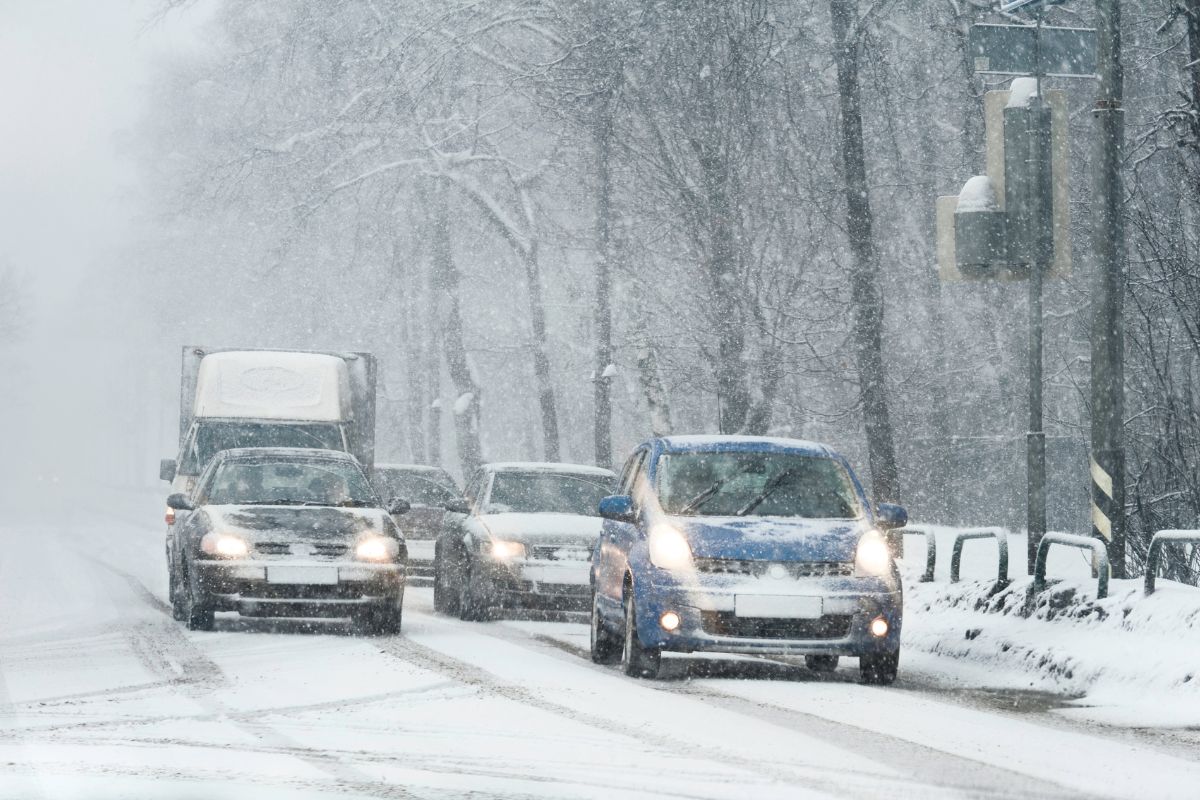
[668,515,868,562]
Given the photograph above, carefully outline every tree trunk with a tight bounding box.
[689,22,749,434]
[520,237,562,462]
[635,325,673,436]
[425,269,442,469]
[829,0,901,503]
[592,95,615,468]
[430,188,482,475]
[395,235,427,464]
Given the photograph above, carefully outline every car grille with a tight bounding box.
[529,545,592,562]
[239,582,369,601]
[700,612,852,640]
[251,542,351,560]
[692,559,853,578]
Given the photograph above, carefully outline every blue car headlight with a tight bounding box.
[648,523,692,570]
[854,530,891,576]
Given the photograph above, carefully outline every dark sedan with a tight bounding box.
[166,447,408,634]
[372,463,463,585]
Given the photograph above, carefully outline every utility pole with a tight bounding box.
[942,3,1093,572]
[1090,0,1126,577]
[1024,13,1052,575]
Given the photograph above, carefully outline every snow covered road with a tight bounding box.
[2,506,1199,799]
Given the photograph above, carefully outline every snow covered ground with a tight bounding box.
[897,525,1200,730]
[2,498,1199,799]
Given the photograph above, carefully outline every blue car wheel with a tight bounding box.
[621,589,661,679]
[590,590,621,665]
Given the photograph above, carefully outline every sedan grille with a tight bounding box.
[692,559,853,578]
[529,545,592,562]
[701,611,852,640]
[251,542,351,560]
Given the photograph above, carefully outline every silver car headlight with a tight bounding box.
[483,540,526,560]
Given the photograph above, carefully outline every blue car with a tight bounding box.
[589,435,907,683]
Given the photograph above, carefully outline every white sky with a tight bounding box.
[0,1,212,498]
[0,0,208,306]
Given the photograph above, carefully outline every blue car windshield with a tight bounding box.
[656,452,862,519]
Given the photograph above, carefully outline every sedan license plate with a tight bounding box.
[734,595,822,619]
[267,566,338,585]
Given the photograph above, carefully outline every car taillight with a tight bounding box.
[165,507,175,525]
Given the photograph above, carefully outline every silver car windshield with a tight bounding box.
[656,452,862,519]
[486,473,613,516]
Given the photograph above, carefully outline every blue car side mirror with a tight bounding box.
[598,494,635,522]
[876,502,908,530]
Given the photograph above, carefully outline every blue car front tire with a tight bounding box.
[621,591,662,679]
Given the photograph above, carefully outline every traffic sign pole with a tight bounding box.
[1090,0,1126,577]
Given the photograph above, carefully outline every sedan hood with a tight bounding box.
[668,516,868,562]
[206,504,396,542]
[479,513,602,547]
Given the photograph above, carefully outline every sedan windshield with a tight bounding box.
[203,460,378,507]
[657,452,861,519]
[486,473,613,516]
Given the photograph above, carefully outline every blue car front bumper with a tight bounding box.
[631,569,901,657]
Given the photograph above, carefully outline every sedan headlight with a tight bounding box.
[854,530,891,576]
[648,522,692,570]
[200,532,249,559]
[356,536,401,562]
[483,540,526,560]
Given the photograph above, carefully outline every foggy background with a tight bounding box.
[3,1,1198,563]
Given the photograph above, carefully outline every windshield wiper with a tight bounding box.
[336,499,374,508]
[736,469,800,516]
[678,464,756,515]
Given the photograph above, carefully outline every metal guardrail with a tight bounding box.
[1145,529,1200,596]
[1033,532,1109,599]
[950,528,1008,586]
[900,527,937,582]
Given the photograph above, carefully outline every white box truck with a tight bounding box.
[159,347,377,497]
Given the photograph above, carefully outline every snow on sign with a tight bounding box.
[970,24,1096,78]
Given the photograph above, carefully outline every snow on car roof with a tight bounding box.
[486,461,617,478]
[374,463,452,474]
[657,435,835,457]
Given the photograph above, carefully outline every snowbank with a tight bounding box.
[899,525,1200,727]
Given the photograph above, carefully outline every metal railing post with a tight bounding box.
[900,527,937,582]
[950,528,1009,586]
[1144,530,1200,595]
[1033,532,1110,599]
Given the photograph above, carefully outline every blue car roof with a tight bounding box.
[655,435,837,459]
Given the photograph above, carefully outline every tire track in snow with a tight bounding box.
[378,616,986,800]
[46,546,418,798]
[401,600,1085,800]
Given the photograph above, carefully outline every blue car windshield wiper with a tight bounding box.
[678,463,756,515]
[736,468,800,516]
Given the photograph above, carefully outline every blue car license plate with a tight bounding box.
[734,595,822,619]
